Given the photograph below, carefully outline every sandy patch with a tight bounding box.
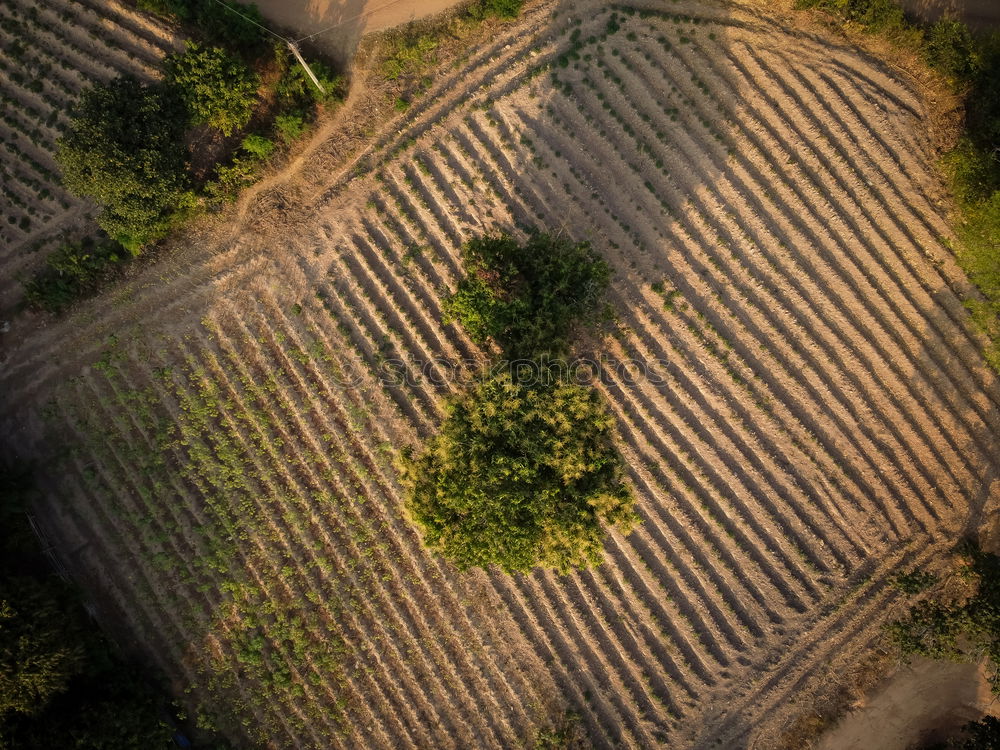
[818,657,1000,750]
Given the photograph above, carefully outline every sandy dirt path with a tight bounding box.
[818,657,1000,749]
[253,0,467,64]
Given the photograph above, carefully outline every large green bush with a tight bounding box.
[404,230,634,574]
[401,369,637,574]
[56,77,193,253]
[444,232,611,359]
[165,42,260,136]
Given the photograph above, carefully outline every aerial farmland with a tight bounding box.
[1,0,999,748]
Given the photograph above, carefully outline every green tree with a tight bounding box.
[164,41,260,136]
[443,232,611,359]
[0,577,85,717]
[1,664,172,750]
[924,18,980,81]
[400,369,637,574]
[0,469,173,748]
[56,76,192,252]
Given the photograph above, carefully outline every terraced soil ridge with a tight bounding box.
[1,0,998,748]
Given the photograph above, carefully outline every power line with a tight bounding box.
[204,0,421,48]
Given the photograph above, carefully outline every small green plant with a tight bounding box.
[274,112,307,144]
[241,134,275,160]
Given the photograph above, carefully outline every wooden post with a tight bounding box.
[287,41,325,94]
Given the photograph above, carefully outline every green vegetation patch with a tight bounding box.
[23,237,129,314]
[401,369,637,574]
[33,4,346,313]
[164,41,261,137]
[443,232,611,360]
[889,541,1000,692]
[55,76,194,254]
[0,469,175,749]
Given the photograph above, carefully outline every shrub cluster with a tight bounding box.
[164,41,260,136]
[464,0,525,21]
[24,237,128,314]
[888,541,1000,691]
[402,368,637,574]
[444,232,611,359]
[402,232,636,574]
[38,3,345,313]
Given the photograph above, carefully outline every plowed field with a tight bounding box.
[2,0,998,747]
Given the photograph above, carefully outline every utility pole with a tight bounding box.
[287,41,325,94]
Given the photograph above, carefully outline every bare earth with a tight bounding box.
[819,658,1000,750]
[2,0,1000,748]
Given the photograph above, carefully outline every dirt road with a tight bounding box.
[253,0,466,65]
[818,658,1000,749]
[900,0,1000,28]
